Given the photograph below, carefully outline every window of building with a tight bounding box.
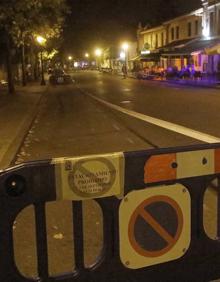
[210,12,214,35]
[155,34,158,48]
[188,22,192,37]
[195,20,198,35]
[161,32,164,46]
[171,27,174,40]
[176,26,179,40]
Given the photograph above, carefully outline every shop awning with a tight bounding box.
[161,38,193,51]
[129,52,160,62]
[161,37,220,57]
[129,55,141,61]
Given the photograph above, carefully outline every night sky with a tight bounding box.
[62,0,201,57]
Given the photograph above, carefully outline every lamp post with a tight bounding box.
[85,53,90,68]
[95,48,102,70]
[68,56,73,69]
[36,36,46,85]
[121,42,129,70]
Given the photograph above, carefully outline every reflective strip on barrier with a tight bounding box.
[145,148,220,183]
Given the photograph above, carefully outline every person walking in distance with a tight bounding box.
[122,64,128,79]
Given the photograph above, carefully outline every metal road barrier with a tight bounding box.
[1,143,220,281]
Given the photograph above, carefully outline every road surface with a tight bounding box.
[10,71,220,280]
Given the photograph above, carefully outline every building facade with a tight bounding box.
[137,0,220,78]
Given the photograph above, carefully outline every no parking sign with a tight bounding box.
[119,184,191,269]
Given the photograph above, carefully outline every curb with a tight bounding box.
[108,71,220,89]
[150,78,220,89]
[130,75,220,89]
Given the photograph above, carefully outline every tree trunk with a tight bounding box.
[6,37,15,94]
[33,50,39,81]
[21,43,26,86]
[30,44,35,81]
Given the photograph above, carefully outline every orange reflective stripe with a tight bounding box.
[215,148,220,173]
[144,153,177,183]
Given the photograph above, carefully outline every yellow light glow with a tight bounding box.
[122,42,129,51]
[68,56,73,61]
[95,49,102,57]
[120,51,126,59]
[36,36,46,45]
[85,53,89,58]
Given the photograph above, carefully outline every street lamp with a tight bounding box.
[85,53,89,58]
[95,48,102,57]
[67,56,73,70]
[122,42,129,51]
[120,51,126,60]
[36,36,47,85]
[95,48,102,70]
[121,42,129,70]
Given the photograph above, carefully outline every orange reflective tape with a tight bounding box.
[215,148,220,173]
[144,153,177,183]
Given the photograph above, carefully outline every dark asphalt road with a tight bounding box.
[16,71,220,164]
[75,71,220,140]
[12,71,220,279]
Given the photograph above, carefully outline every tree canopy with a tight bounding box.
[0,0,69,93]
[0,0,69,46]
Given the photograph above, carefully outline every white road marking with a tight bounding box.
[87,93,220,144]
[120,100,131,104]
[113,124,120,131]
[127,137,135,144]
[123,88,131,92]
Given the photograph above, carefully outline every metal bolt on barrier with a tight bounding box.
[203,157,208,165]
[171,162,178,168]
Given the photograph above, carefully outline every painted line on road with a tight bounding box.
[86,93,220,144]
[113,124,120,131]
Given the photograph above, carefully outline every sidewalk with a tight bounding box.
[134,74,220,89]
[112,70,220,89]
[0,82,48,169]
[155,77,220,89]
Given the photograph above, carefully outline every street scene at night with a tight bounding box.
[1,0,220,282]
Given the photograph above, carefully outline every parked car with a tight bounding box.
[49,69,73,85]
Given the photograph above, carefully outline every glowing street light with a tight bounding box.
[120,51,126,60]
[95,48,102,70]
[36,35,47,85]
[85,53,89,58]
[121,42,129,51]
[95,48,102,57]
[36,35,46,46]
[121,42,129,70]
[68,56,73,61]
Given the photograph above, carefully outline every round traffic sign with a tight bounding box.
[68,158,117,197]
[128,195,183,257]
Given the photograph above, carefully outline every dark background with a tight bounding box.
[62,0,201,57]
